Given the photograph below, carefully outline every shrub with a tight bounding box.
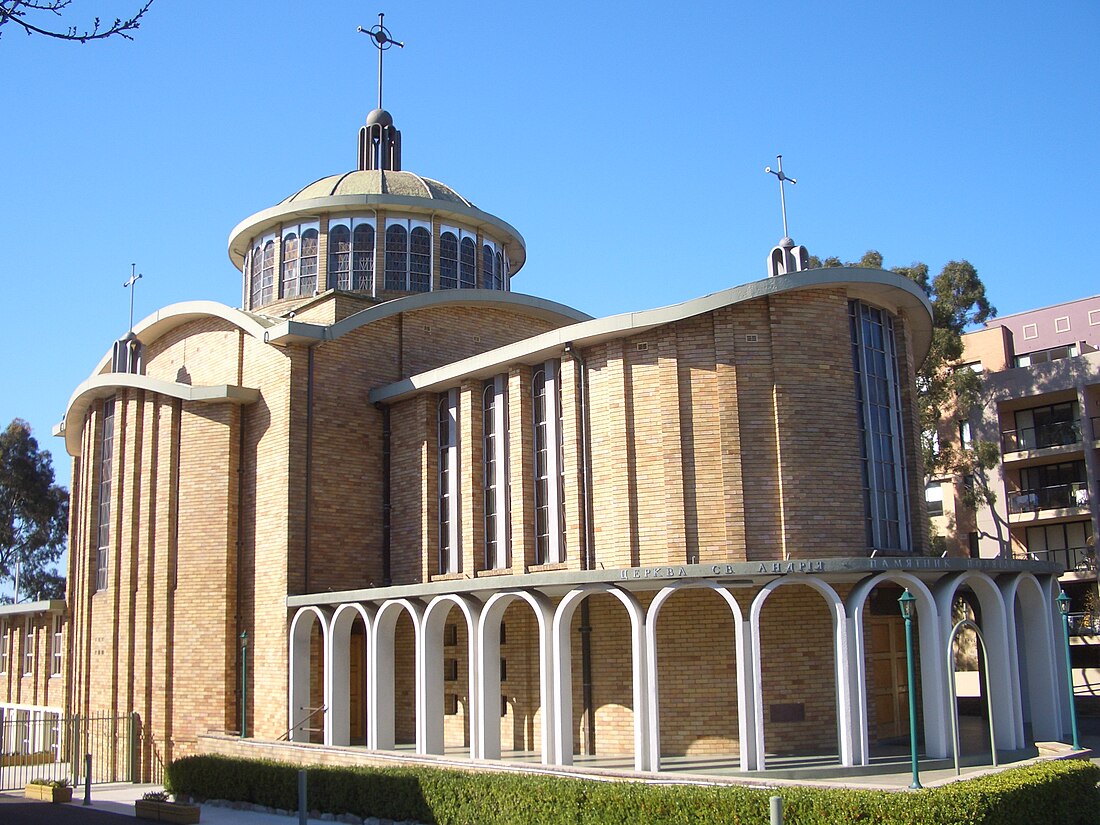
[166,754,1100,825]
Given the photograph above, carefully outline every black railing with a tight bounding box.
[1002,420,1081,452]
[1008,482,1090,514]
[1028,546,1095,574]
[0,710,144,791]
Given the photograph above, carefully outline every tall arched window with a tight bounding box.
[260,240,276,305]
[410,226,431,292]
[300,228,319,295]
[385,225,408,291]
[249,245,262,309]
[483,376,509,569]
[440,232,459,289]
[281,232,300,298]
[438,390,459,574]
[533,361,565,565]
[494,250,505,290]
[460,238,476,288]
[328,225,351,290]
[353,224,374,291]
[850,300,911,552]
[482,244,496,290]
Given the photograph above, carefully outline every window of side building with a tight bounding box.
[532,360,566,564]
[50,616,62,677]
[849,301,912,553]
[0,620,8,674]
[483,376,510,569]
[438,390,460,574]
[23,619,33,676]
[95,398,116,592]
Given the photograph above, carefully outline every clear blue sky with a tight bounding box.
[2,0,1098,502]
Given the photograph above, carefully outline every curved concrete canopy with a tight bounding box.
[57,374,259,457]
[369,267,934,405]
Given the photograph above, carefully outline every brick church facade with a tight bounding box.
[20,101,1071,779]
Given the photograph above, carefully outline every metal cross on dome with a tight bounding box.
[765,155,797,239]
[358,12,405,111]
[123,263,142,332]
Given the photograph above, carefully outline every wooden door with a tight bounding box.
[870,615,909,741]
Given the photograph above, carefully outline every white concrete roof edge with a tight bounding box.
[58,373,259,456]
[369,268,934,406]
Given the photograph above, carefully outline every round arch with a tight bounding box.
[551,584,649,771]
[421,594,482,756]
[1000,573,1060,742]
[934,571,1019,750]
[288,606,330,744]
[749,575,853,769]
[476,590,555,762]
[645,582,747,772]
[369,598,424,752]
[328,603,375,747]
[846,572,946,763]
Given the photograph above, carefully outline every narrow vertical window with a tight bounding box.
[352,223,375,292]
[459,237,476,289]
[850,301,910,552]
[260,240,276,305]
[533,361,565,564]
[410,227,431,292]
[482,244,496,290]
[299,228,319,295]
[0,621,9,674]
[385,225,408,291]
[281,231,300,298]
[50,616,62,677]
[440,231,459,289]
[494,250,505,290]
[483,376,509,569]
[328,224,351,290]
[96,398,116,592]
[23,620,33,676]
[438,390,460,574]
[248,245,262,309]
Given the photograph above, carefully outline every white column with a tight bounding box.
[736,618,757,772]
[832,604,855,767]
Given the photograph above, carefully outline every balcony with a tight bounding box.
[1007,481,1090,520]
[1002,420,1081,453]
[1026,545,1096,576]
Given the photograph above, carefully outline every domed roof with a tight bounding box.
[282,169,475,208]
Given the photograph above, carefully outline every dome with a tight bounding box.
[365,108,393,128]
[282,169,475,208]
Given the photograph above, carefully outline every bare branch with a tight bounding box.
[0,0,153,43]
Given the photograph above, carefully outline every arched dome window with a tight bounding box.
[460,238,476,289]
[495,250,505,290]
[385,225,407,291]
[352,224,374,291]
[440,231,458,290]
[260,239,276,305]
[410,226,431,292]
[328,224,351,290]
[248,244,262,309]
[300,228,319,296]
[281,232,300,298]
[482,244,496,290]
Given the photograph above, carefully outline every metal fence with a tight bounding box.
[0,709,163,791]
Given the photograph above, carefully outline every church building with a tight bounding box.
[43,33,1073,781]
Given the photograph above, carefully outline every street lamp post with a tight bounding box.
[240,630,249,739]
[1057,592,1080,750]
[898,589,922,789]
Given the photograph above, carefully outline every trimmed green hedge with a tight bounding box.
[166,754,1100,825]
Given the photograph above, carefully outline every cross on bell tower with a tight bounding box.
[764,155,811,277]
[356,13,405,171]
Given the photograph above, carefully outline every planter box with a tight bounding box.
[24,783,73,803]
[134,799,201,823]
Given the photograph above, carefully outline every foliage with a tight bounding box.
[808,250,999,513]
[166,754,1100,825]
[0,419,68,602]
[141,790,169,801]
[28,776,69,787]
[0,0,152,43]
